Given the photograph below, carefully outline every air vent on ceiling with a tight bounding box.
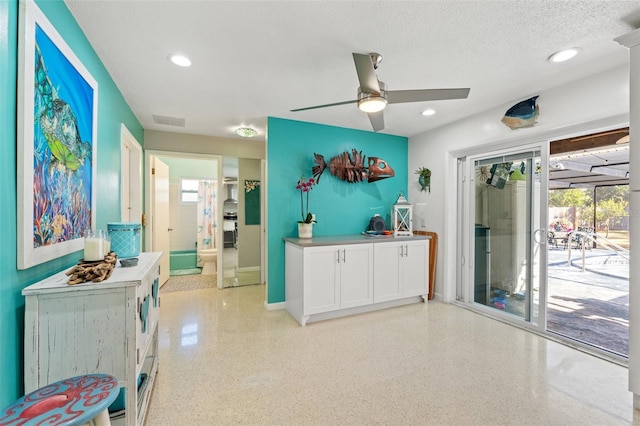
[152,115,185,127]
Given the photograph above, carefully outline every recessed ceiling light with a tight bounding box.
[235,127,258,138]
[421,108,436,116]
[548,48,580,63]
[169,54,191,67]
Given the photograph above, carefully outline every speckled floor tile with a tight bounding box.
[146,285,639,425]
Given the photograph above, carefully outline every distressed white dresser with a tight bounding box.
[22,251,162,426]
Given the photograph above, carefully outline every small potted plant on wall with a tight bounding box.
[415,167,431,192]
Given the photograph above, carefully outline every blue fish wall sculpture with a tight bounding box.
[501,96,539,130]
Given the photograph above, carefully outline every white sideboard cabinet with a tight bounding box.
[285,235,429,326]
[22,252,162,426]
[373,239,429,303]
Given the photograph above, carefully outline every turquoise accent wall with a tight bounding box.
[0,0,143,406]
[267,117,408,304]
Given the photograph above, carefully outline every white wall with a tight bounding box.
[146,130,265,159]
[408,65,629,301]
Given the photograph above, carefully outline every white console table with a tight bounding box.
[284,235,430,326]
[22,252,162,426]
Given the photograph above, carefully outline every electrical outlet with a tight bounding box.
[420,218,426,227]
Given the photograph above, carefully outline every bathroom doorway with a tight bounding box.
[145,151,223,288]
[145,151,263,290]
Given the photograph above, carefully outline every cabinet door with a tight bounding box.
[402,240,429,297]
[304,246,340,314]
[34,291,128,388]
[340,244,374,309]
[373,242,402,303]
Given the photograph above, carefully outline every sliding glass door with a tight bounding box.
[459,146,546,326]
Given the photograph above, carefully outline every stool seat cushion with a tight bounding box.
[0,374,119,425]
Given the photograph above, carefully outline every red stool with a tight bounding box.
[0,374,119,426]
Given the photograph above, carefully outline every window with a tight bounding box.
[181,179,199,203]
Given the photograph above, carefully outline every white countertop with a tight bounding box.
[283,234,430,247]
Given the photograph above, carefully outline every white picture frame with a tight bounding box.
[17,0,98,269]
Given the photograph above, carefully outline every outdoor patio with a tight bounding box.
[547,245,629,356]
[491,243,629,356]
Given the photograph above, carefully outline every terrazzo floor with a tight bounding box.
[146,284,640,425]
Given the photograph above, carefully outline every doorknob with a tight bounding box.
[168,228,173,232]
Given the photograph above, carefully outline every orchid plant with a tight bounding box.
[296,176,317,224]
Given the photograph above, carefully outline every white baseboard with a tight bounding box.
[264,301,285,311]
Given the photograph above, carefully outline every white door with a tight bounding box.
[304,246,340,314]
[402,240,429,297]
[152,157,171,285]
[373,243,402,303]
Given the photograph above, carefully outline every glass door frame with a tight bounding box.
[456,141,549,333]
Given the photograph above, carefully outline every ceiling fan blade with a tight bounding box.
[353,53,381,94]
[368,111,385,132]
[387,88,470,104]
[290,99,357,112]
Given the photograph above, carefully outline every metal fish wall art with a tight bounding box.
[501,96,539,130]
[312,149,395,183]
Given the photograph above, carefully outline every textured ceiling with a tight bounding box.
[63,1,640,142]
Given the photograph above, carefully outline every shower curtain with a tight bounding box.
[197,180,216,266]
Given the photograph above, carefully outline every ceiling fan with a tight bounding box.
[291,52,470,132]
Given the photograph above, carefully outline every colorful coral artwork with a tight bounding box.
[17,1,98,269]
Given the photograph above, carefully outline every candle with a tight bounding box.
[84,234,103,261]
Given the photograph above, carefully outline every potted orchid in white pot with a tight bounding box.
[296,176,316,238]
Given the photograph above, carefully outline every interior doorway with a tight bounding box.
[120,124,143,223]
[144,151,264,291]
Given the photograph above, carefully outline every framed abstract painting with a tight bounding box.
[17,0,98,269]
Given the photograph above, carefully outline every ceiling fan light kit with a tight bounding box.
[358,96,387,113]
[291,52,470,132]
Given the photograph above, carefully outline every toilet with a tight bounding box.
[198,248,217,275]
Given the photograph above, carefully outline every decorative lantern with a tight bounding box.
[393,192,413,237]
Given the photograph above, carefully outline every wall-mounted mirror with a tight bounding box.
[222,157,261,288]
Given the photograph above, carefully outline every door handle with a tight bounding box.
[343,249,346,263]
[168,228,173,232]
